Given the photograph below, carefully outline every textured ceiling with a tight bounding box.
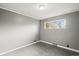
[0,3,79,20]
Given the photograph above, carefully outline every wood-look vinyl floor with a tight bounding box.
[2,42,79,56]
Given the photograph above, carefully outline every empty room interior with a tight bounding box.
[0,3,79,56]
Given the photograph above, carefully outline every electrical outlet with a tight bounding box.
[67,45,69,47]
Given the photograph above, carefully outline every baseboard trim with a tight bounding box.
[39,40,54,45]
[0,40,40,55]
[40,40,79,53]
[1,40,79,55]
[57,45,79,53]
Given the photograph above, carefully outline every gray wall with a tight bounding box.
[0,8,39,53]
[40,11,79,50]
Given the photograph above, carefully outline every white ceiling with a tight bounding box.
[0,3,79,20]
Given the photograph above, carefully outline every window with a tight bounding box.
[44,19,66,29]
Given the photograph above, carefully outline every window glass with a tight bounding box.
[44,19,66,29]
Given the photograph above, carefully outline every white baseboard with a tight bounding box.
[40,40,79,53]
[57,45,79,53]
[39,40,54,45]
[0,40,79,55]
[0,40,40,55]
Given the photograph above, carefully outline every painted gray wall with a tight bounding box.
[40,11,79,50]
[0,8,39,53]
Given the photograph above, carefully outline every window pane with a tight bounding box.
[44,19,66,29]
